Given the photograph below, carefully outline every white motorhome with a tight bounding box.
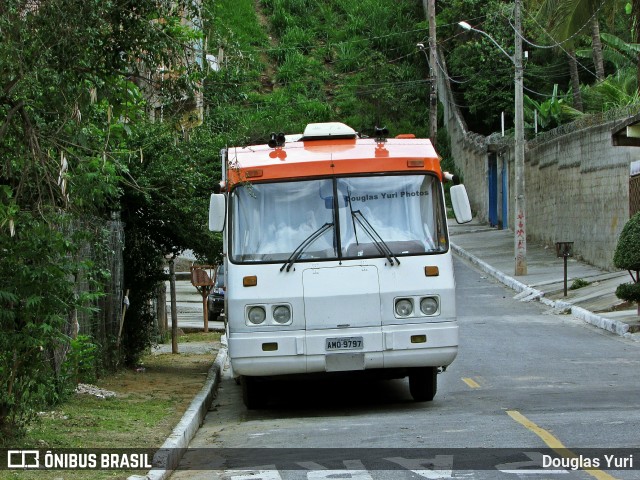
[209,122,472,408]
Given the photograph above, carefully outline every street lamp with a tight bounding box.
[458,0,527,276]
[458,21,512,60]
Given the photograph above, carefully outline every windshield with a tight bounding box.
[230,175,448,264]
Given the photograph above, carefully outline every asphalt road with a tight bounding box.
[170,257,640,480]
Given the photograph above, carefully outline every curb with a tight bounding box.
[127,343,229,480]
[451,243,636,341]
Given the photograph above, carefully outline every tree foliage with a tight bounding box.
[613,213,640,271]
[118,123,223,364]
[438,0,640,134]
[0,0,208,441]
[4,0,639,444]
[523,85,583,135]
[613,213,640,314]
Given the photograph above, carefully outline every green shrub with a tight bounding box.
[613,213,640,314]
[334,41,368,73]
[615,282,640,303]
[570,279,591,290]
[64,335,100,384]
[0,213,98,442]
[270,3,296,35]
[613,213,640,271]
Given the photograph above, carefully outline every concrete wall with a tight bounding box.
[437,51,637,270]
[521,123,634,270]
[437,53,490,223]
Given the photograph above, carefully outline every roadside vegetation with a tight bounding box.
[7,332,220,479]
[613,212,640,315]
[204,0,432,141]
[3,0,640,446]
[570,278,592,290]
[438,0,640,136]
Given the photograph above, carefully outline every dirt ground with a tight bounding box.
[101,343,219,400]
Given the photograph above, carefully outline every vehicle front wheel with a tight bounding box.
[408,367,437,402]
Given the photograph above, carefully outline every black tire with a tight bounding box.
[241,376,266,409]
[409,367,437,402]
[208,308,220,323]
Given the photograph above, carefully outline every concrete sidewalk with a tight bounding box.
[449,219,639,339]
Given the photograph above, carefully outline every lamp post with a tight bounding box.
[458,0,527,276]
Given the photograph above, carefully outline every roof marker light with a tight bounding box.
[244,170,263,179]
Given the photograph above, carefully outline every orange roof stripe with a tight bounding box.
[226,137,442,185]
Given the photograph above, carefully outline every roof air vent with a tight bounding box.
[300,122,357,141]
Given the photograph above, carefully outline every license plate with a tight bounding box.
[325,336,363,351]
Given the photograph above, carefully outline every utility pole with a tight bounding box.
[428,0,437,148]
[421,0,438,147]
[458,0,527,276]
[513,0,527,276]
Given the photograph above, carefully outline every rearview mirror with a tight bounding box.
[450,185,472,224]
[209,194,226,232]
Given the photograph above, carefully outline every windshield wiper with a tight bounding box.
[281,222,334,272]
[351,210,400,266]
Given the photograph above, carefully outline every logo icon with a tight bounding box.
[7,450,40,469]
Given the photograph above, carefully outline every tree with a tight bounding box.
[613,213,640,315]
[535,2,584,111]
[0,0,204,441]
[535,0,614,110]
[118,123,223,364]
[438,0,518,133]
[557,0,607,81]
[577,33,640,110]
[631,0,640,91]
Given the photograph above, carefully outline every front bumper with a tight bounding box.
[228,322,458,377]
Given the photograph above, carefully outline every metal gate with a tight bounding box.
[488,154,498,227]
[631,174,640,217]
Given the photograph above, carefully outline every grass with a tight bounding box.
[8,332,221,480]
[206,0,269,49]
[175,331,222,343]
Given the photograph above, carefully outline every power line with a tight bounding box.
[512,2,600,80]
[509,0,606,50]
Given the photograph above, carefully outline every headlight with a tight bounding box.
[272,305,291,324]
[248,306,266,324]
[420,296,439,315]
[395,298,413,317]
